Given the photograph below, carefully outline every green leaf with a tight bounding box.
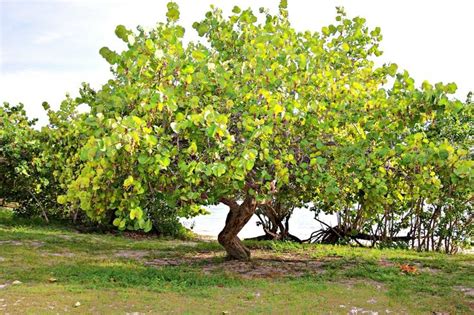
[187,141,197,155]
[273,104,284,115]
[322,26,330,36]
[143,219,153,232]
[132,116,144,126]
[166,2,180,22]
[112,218,121,227]
[99,47,117,64]
[447,100,463,113]
[232,6,241,14]
[130,207,143,220]
[145,135,158,146]
[79,149,88,161]
[182,65,195,74]
[421,80,432,91]
[316,157,327,166]
[192,50,206,61]
[119,219,126,230]
[245,160,255,171]
[446,82,457,94]
[145,39,154,51]
[212,163,227,177]
[158,156,170,168]
[115,25,129,42]
[207,124,217,138]
[413,133,423,141]
[138,154,149,165]
[123,175,134,188]
[57,195,67,204]
[387,63,398,76]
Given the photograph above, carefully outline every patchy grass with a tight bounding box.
[0,208,473,314]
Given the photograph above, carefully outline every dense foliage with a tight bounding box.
[308,84,473,253]
[0,103,43,216]
[1,1,471,257]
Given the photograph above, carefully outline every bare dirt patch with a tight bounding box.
[203,258,326,279]
[55,234,74,240]
[338,278,386,291]
[411,262,442,274]
[378,259,396,268]
[144,258,188,267]
[114,250,154,259]
[29,241,45,247]
[0,240,44,247]
[0,240,23,246]
[145,250,332,279]
[41,252,75,258]
[458,260,474,268]
[419,266,441,274]
[455,286,474,297]
[121,231,159,240]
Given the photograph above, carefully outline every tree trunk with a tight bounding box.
[218,196,257,260]
[259,203,290,240]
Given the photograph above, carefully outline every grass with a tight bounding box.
[0,208,473,314]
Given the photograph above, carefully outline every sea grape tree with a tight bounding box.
[50,0,473,256]
[308,71,473,252]
[0,103,43,214]
[57,1,400,259]
[1,97,91,223]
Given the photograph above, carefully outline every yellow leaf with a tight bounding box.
[123,175,134,187]
[187,141,197,154]
[132,116,144,126]
[273,104,284,115]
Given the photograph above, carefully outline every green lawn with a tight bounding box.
[0,209,473,314]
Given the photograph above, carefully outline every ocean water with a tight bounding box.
[180,203,337,240]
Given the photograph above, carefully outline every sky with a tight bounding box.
[1,0,473,126]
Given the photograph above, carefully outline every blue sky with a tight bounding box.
[1,1,103,72]
[1,0,473,125]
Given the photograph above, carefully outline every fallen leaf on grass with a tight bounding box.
[399,264,417,274]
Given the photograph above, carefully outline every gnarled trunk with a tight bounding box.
[218,196,257,260]
[254,203,298,241]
